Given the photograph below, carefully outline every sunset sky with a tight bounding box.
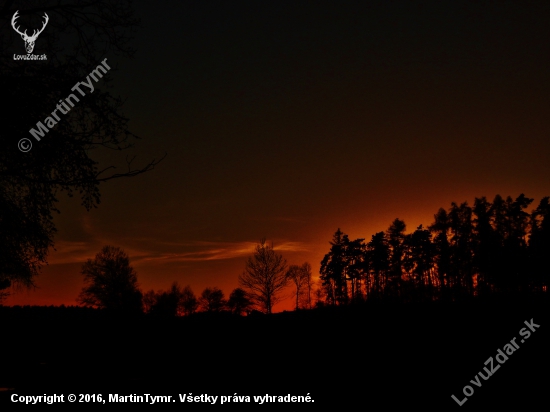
[7,1,550,311]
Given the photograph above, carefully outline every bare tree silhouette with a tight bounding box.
[286,263,313,310]
[239,239,288,314]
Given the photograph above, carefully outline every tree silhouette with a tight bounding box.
[344,237,366,303]
[286,262,315,309]
[320,229,347,306]
[227,288,253,315]
[471,196,499,296]
[448,202,474,298]
[312,278,326,307]
[503,194,533,293]
[198,287,226,313]
[300,262,313,309]
[142,289,157,314]
[77,246,142,314]
[180,285,199,316]
[0,288,8,305]
[239,239,288,314]
[529,197,550,293]
[403,225,434,301]
[145,282,184,317]
[286,264,308,310]
[0,0,164,298]
[366,232,390,300]
[429,208,451,300]
[386,219,406,300]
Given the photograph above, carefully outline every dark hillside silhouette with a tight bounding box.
[0,297,548,409]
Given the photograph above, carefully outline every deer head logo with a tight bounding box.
[11,10,49,54]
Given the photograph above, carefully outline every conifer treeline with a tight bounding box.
[319,194,550,304]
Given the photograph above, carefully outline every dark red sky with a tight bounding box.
[8,1,550,311]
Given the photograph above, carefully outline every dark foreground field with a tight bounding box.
[1,297,548,409]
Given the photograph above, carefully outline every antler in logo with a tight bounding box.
[11,10,49,54]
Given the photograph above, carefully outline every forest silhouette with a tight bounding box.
[18,192,542,316]
[319,193,549,305]
[1,192,548,312]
